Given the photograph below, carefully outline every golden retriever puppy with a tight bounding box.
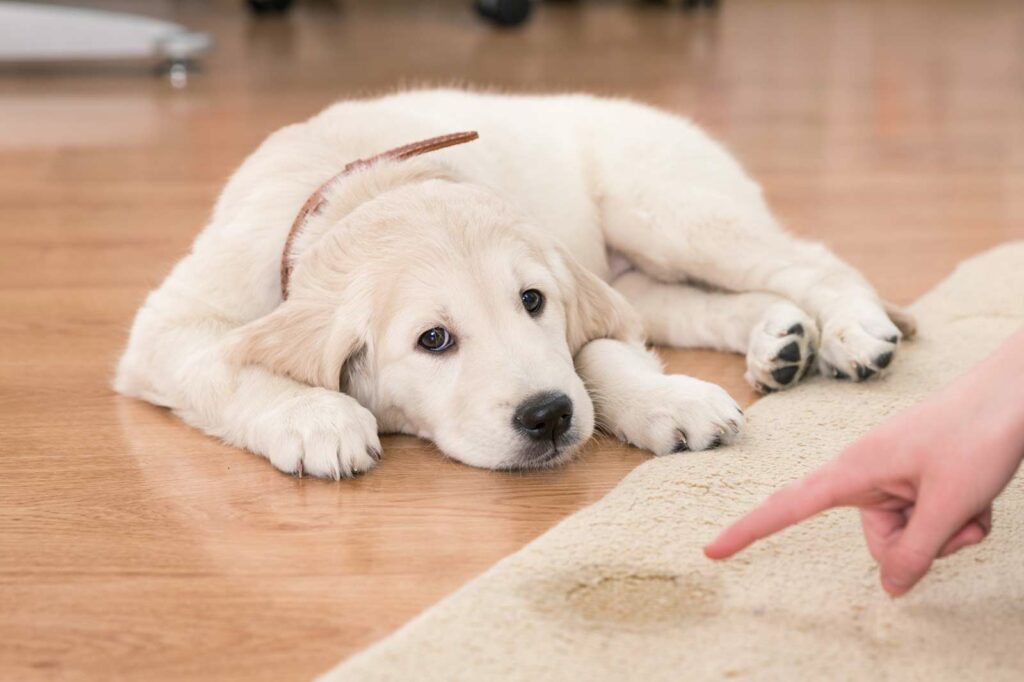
[115,89,912,478]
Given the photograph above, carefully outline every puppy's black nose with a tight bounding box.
[514,392,573,442]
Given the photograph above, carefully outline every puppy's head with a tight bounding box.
[231,165,641,470]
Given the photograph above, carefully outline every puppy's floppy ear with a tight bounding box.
[553,247,645,353]
[227,301,364,390]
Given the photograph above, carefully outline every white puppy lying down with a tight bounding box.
[116,89,914,478]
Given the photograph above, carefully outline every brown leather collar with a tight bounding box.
[280,131,479,299]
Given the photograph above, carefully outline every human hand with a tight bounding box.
[705,330,1024,596]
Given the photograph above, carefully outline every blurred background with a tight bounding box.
[3,0,1023,301]
[3,2,1024,681]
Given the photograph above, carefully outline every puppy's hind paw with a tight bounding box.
[818,303,903,382]
[745,302,819,393]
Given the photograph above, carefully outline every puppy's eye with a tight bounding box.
[521,289,544,315]
[418,327,454,353]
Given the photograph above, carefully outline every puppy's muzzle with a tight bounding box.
[513,392,573,442]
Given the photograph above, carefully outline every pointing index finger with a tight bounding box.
[704,463,854,559]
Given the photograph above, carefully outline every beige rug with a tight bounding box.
[320,243,1024,681]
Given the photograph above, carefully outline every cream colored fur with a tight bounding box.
[116,89,906,477]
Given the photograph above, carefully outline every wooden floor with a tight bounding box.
[3,0,1024,680]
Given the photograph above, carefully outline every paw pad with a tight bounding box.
[771,365,799,385]
[855,365,876,380]
[776,341,801,363]
[746,303,820,393]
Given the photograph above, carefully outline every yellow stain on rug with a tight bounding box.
[561,569,721,628]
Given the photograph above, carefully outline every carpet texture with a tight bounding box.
[320,243,1024,681]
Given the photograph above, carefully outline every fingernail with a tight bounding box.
[881,575,908,596]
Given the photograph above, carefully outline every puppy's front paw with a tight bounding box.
[818,302,902,381]
[257,389,381,479]
[745,302,820,393]
[611,376,744,455]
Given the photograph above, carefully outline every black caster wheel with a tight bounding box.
[247,0,294,14]
[476,0,532,27]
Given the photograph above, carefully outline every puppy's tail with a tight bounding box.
[884,300,918,340]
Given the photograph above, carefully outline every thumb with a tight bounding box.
[878,491,969,597]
